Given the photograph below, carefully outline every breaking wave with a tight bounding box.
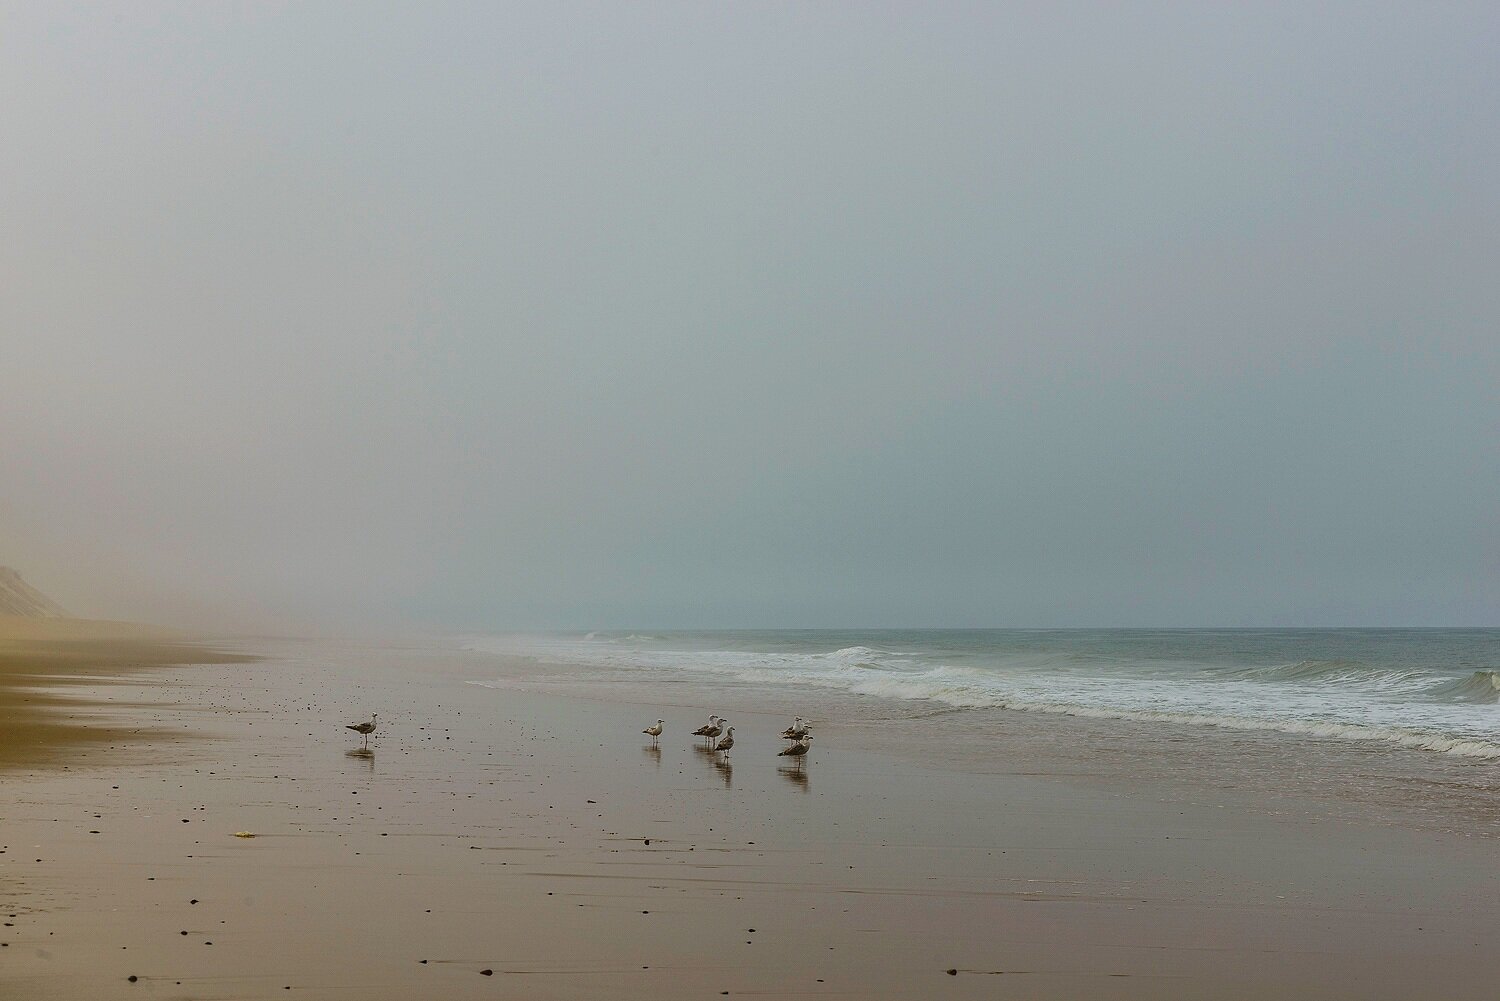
[461,632,1500,760]
[1434,670,1500,704]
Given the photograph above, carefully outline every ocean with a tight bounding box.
[465,628,1500,760]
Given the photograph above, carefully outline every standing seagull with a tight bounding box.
[713,726,735,757]
[692,715,722,744]
[781,717,810,740]
[346,713,378,749]
[642,719,664,745]
[777,734,812,767]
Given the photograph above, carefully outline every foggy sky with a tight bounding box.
[2,2,1496,630]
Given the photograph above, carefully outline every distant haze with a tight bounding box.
[2,3,1496,630]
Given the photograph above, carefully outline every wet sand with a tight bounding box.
[3,635,1499,999]
[0,617,255,770]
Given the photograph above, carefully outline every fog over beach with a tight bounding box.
[2,2,1496,631]
[3,3,1498,999]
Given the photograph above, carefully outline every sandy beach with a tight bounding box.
[1,628,1497,1000]
[0,617,254,771]
[7,2,1496,996]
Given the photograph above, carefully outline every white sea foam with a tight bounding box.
[461,632,1500,759]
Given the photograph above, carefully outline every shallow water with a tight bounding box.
[465,629,1500,759]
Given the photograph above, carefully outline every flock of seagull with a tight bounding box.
[644,714,814,767]
[345,709,814,768]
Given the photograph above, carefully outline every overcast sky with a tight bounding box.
[2,2,1496,629]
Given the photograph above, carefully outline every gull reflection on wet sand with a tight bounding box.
[778,765,810,792]
[344,748,375,772]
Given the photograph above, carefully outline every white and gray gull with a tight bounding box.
[777,734,812,763]
[346,713,378,748]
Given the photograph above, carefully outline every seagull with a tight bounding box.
[777,735,811,766]
[642,719,664,745]
[713,726,734,756]
[780,717,810,740]
[346,713,378,749]
[692,715,723,744]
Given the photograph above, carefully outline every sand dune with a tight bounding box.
[0,567,69,618]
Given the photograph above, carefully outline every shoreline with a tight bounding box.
[460,642,1500,841]
[3,634,1498,999]
[459,629,1500,760]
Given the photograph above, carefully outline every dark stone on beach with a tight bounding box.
[946,968,958,975]
[480,969,493,976]
[128,975,138,982]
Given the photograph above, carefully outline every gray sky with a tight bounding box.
[2,2,1496,629]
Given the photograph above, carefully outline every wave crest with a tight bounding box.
[1433,670,1500,704]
